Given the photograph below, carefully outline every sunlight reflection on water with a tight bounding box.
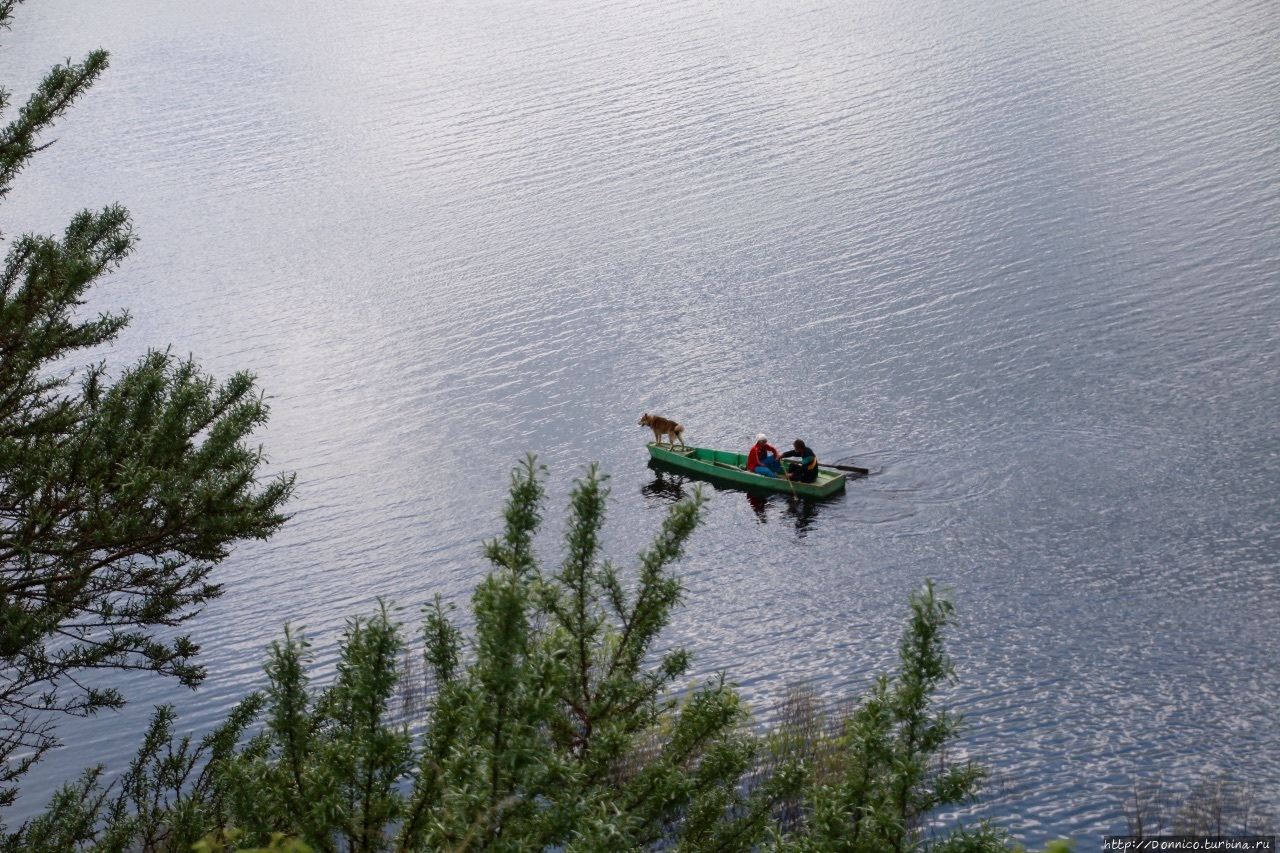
[3,0,1278,845]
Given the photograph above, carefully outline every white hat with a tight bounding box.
[755,433,767,443]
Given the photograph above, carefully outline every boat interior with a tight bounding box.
[652,444,839,480]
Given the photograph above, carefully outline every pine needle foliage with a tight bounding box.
[4,461,1008,852]
[218,608,415,853]
[763,581,1001,852]
[396,457,769,852]
[8,695,264,853]
[0,0,294,812]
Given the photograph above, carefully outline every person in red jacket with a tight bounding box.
[747,434,782,477]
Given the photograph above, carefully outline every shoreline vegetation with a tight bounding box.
[3,452,1272,850]
[7,459,1010,851]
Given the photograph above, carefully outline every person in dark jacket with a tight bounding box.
[781,439,819,483]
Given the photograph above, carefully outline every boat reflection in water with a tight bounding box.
[640,465,690,505]
[645,461,824,535]
[745,492,823,535]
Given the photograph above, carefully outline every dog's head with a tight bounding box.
[638,413,652,428]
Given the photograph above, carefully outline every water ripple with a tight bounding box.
[3,0,1277,846]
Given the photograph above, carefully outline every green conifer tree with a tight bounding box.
[0,0,294,810]
[4,459,1011,852]
[765,580,1001,852]
[394,458,774,851]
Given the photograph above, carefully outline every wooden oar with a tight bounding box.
[821,462,870,476]
[776,454,798,498]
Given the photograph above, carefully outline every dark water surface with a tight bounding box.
[3,0,1278,845]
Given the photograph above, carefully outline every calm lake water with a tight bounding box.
[3,0,1278,846]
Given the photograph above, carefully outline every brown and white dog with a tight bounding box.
[639,413,686,447]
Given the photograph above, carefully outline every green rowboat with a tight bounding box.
[646,443,847,498]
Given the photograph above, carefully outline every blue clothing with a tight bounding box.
[754,456,783,477]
